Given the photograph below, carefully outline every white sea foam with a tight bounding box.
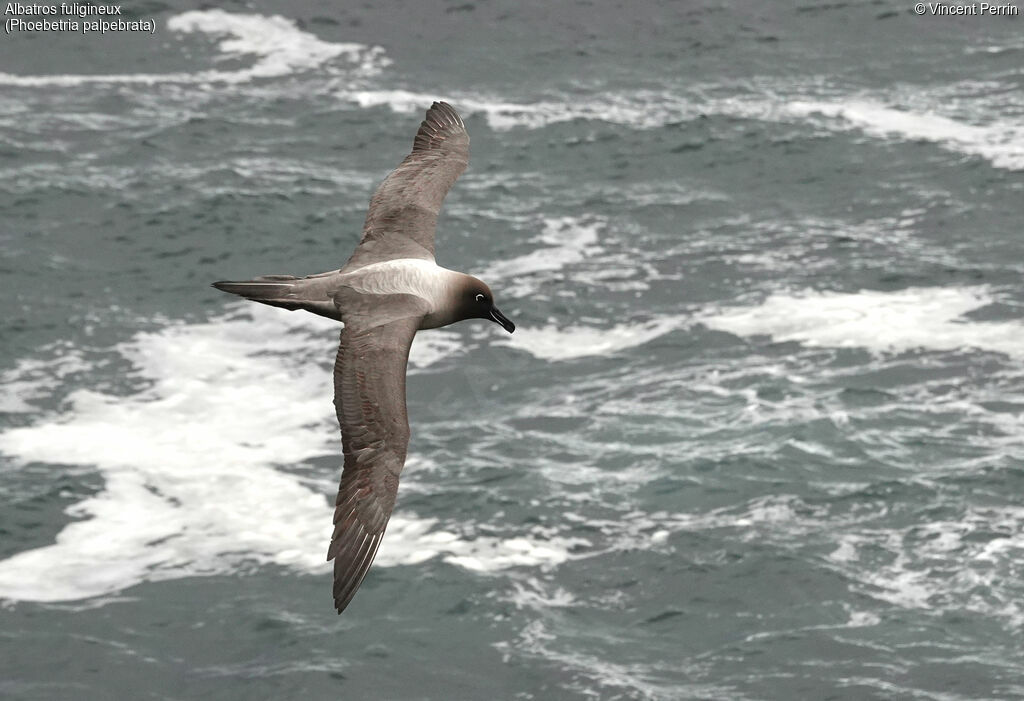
[408,329,466,368]
[787,99,1024,171]
[0,312,336,602]
[373,517,581,573]
[480,215,605,298]
[495,620,725,701]
[830,507,1024,625]
[0,10,388,87]
[348,88,699,131]
[703,286,1024,359]
[964,41,1024,55]
[0,347,88,413]
[502,318,682,362]
[0,309,573,603]
[351,85,1024,171]
[504,577,577,611]
[845,609,882,628]
[0,159,375,199]
[647,493,1024,627]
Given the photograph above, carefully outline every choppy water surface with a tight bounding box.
[2,2,1023,699]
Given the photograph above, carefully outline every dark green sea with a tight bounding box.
[2,1,1024,698]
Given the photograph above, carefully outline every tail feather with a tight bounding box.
[211,275,342,321]
[212,276,304,311]
[213,277,295,297]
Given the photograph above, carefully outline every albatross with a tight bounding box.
[212,102,515,614]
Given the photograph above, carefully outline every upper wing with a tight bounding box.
[341,102,470,272]
[327,301,425,614]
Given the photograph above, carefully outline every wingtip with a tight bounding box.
[333,592,356,616]
[425,100,464,128]
[412,101,467,153]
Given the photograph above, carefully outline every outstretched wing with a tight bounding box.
[342,101,470,272]
[327,299,426,614]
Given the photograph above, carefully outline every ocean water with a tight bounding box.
[1,1,1023,699]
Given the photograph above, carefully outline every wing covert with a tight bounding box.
[328,308,424,614]
[342,102,469,272]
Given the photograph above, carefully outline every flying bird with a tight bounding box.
[212,102,515,613]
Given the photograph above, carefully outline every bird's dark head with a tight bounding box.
[460,277,515,333]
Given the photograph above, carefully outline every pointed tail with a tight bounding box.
[212,274,343,321]
[211,275,305,311]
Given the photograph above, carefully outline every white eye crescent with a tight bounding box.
[475,293,486,302]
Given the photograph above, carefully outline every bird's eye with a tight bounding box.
[475,293,486,303]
